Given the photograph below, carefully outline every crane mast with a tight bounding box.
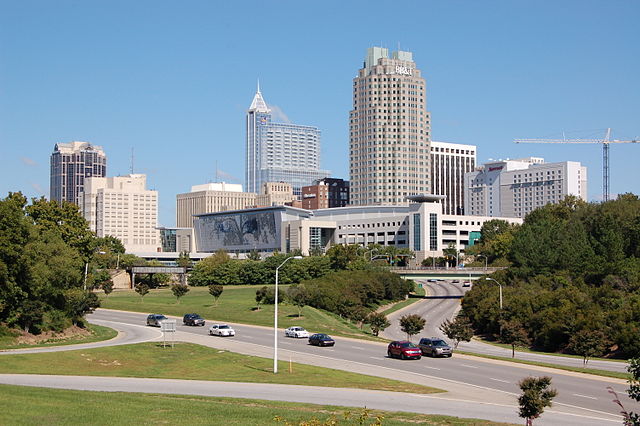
[514,128,638,202]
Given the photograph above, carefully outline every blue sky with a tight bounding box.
[1,0,638,226]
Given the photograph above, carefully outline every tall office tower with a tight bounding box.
[50,141,107,204]
[302,177,350,210]
[176,183,257,228]
[245,86,329,196]
[464,158,587,218]
[349,46,431,206]
[430,141,476,215]
[80,174,159,252]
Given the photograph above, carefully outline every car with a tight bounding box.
[419,337,453,357]
[452,280,460,284]
[387,341,422,360]
[462,281,472,287]
[285,326,310,338]
[183,313,205,326]
[209,324,235,337]
[308,333,335,347]
[146,314,167,327]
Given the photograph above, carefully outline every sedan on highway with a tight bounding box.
[146,314,167,327]
[209,324,235,337]
[183,313,205,326]
[308,333,335,347]
[285,326,309,338]
[387,341,422,360]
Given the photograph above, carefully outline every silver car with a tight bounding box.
[209,324,235,337]
[419,337,453,357]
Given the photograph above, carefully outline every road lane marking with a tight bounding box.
[460,364,478,369]
[573,394,598,400]
[490,378,510,383]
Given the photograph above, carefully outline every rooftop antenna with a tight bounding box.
[130,148,134,174]
[215,160,219,181]
[257,78,260,93]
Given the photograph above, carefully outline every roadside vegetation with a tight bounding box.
[1,385,514,426]
[0,324,116,351]
[0,342,442,394]
[461,194,640,360]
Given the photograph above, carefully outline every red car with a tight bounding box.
[387,341,422,360]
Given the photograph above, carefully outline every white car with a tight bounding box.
[209,324,235,337]
[285,326,309,338]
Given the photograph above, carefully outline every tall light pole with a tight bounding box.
[370,254,390,263]
[478,254,488,272]
[274,255,302,373]
[364,248,378,261]
[485,278,503,310]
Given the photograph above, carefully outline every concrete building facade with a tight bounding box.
[430,141,476,215]
[245,87,329,195]
[50,141,107,205]
[176,182,257,228]
[80,174,159,252]
[301,178,350,210]
[465,158,587,218]
[349,46,431,206]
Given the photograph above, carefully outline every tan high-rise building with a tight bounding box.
[176,183,257,228]
[349,46,431,206]
[430,141,477,215]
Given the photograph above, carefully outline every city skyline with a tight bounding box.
[1,1,638,226]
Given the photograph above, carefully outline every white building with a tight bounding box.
[80,174,159,252]
[176,182,257,228]
[349,46,432,205]
[465,158,587,218]
[430,141,476,215]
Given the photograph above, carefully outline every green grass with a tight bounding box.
[0,342,443,394]
[0,324,117,351]
[101,286,383,341]
[379,296,422,316]
[472,337,629,363]
[1,384,515,425]
[456,350,631,380]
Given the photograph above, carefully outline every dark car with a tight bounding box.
[387,341,422,360]
[183,313,205,326]
[419,337,453,357]
[146,314,167,327]
[308,333,335,347]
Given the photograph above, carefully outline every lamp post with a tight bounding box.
[364,248,378,261]
[485,277,503,310]
[478,254,488,272]
[274,255,302,374]
[370,254,390,264]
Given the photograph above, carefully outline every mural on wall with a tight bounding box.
[195,210,280,252]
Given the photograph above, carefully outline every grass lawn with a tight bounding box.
[1,384,514,426]
[456,350,631,380]
[0,342,442,394]
[100,286,386,341]
[0,324,117,351]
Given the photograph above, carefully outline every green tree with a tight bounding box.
[177,251,192,269]
[170,284,189,303]
[326,244,360,270]
[567,329,609,365]
[442,243,458,267]
[247,249,261,261]
[102,279,114,298]
[135,283,149,302]
[64,289,100,326]
[500,319,531,358]
[439,316,474,348]
[286,285,309,317]
[255,286,268,310]
[208,284,223,306]
[365,312,390,337]
[399,314,426,341]
[517,376,557,426]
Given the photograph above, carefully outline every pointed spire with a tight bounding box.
[249,83,270,113]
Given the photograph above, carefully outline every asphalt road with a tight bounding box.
[77,309,636,423]
[383,279,629,374]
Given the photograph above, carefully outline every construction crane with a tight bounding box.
[514,128,638,202]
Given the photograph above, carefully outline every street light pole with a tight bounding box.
[485,277,503,310]
[478,254,488,272]
[274,255,302,374]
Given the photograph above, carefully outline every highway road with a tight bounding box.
[70,308,635,423]
[383,280,629,374]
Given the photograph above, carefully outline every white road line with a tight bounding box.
[349,346,362,349]
[490,378,510,383]
[460,364,478,369]
[422,366,441,370]
[369,356,381,360]
[573,394,598,400]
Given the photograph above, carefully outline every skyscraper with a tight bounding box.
[349,46,431,206]
[245,86,329,196]
[430,141,476,215]
[50,141,107,204]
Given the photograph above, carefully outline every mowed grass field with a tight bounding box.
[2,385,515,426]
[100,286,386,340]
[0,342,441,394]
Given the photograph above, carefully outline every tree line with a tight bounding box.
[462,194,640,358]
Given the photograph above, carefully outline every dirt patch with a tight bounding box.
[15,325,93,345]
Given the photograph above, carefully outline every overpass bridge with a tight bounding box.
[389,267,504,281]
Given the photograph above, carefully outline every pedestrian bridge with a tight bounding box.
[390,267,503,281]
